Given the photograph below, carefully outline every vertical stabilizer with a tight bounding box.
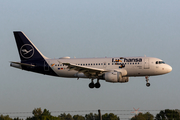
[13,31,46,61]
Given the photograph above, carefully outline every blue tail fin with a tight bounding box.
[13,31,46,61]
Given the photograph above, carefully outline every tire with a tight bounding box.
[89,82,95,88]
[95,82,101,88]
[146,83,150,87]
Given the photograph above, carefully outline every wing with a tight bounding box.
[62,62,108,78]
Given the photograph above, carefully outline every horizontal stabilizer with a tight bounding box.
[10,61,35,69]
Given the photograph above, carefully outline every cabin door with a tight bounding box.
[144,58,150,69]
[44,61,49,71]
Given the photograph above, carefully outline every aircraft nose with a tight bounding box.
[167,65,172,73]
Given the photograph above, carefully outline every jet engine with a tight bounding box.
[104,72,129,83]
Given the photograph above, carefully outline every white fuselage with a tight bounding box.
[46,57,172,78]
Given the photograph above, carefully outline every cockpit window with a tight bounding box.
[159,61,165,64]
[156,61,165,64]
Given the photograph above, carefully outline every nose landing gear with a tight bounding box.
[89,79,101,89]
[145,76,150,87]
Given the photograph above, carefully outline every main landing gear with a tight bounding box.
[145,76,150,87]
[89,79,101,89]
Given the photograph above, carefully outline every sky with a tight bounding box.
[0,0,180,119]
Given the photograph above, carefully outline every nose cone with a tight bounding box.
[167,65,172,73]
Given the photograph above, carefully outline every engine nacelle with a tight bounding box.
[104,72,129,83]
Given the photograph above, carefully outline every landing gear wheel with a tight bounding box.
[89,82,94,89]
[146,83,150,87]
[95,82,101,88]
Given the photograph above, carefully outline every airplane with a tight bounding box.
[10,31,172,89]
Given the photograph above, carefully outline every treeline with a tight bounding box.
[131,109,180,120]
[0,108,180,120]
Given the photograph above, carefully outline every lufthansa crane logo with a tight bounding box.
[20,44,34,59]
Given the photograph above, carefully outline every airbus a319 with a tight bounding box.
[10,31,172,89]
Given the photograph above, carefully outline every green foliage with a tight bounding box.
[13,118,23,120]
[143,112,154,120]
[0,115,23,120]
[58,113,73,120]
[131,112,154,120]
[0,115,13,120]
[73,115,85,120]
[131,114,146,120]
[32,108,42,117]
[1,108,180,120]
[102,113,120,120]
[27,108,60,120]
[155,109,180,120]
[85,113,99,120]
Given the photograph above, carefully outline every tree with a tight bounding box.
[14,118,23,120]
[0,115,13,120]
[32,108,42,117]
[73,115,85,120]
[27,108,60,120]
[85,113,99,120]
[131,114,145,120]
[142,112,154,120]
[58,113,73,120]
[41,109,51,116]
[102,113,120,120]
[131,112,154,120]
[155,109,180,120]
